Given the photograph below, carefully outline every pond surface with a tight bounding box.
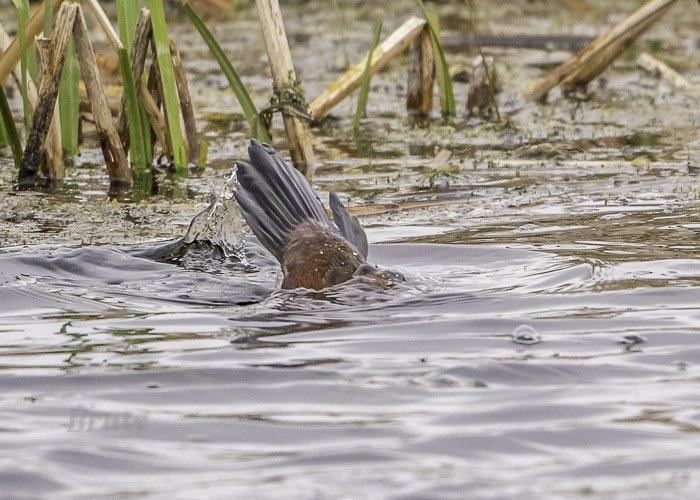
[1,228,699,498]
[2,0,700,498]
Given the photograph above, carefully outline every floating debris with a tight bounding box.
[618,333,647,350]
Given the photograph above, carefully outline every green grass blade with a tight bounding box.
[43,0,53,36]
[416,0,455,118]
[0,114,7,148]
[182,2,270,143]
[139,104,153,165]
[118,47,148,168]
[117,0,139,52]
[148,0,188,171]
[0,84,23,167]
[58,38,79,157]
[353,18,382,131]
[117,0,149,168]
[198,140,208,170]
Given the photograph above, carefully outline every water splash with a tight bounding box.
[182,169,246,261]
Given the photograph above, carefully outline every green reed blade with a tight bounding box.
[58,38,79,157]
[353,18,382,132]
[0,84,23,167]
[182,2,270,143]
[43,0,53,36]
[117,0,139,51]
[198,140,208,170]
[117,0,149,168]
[139,104,153,165]
[0,115,7,148]
[416,0,455,118]
[148,0,188,171]
[118,47,148,168]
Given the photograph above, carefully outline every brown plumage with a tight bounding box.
[233,140,374,290]
[281,220,364,290]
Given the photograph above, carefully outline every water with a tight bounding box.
[1,224,699,498]
[2,0,700,497]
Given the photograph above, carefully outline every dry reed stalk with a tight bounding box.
[35,37,65,179]
[406,27,434,116]
[84,0,122,49]
[255,0,315,178]
[466,55,500,119]
[117,8,153,150]
[18,3,76,187]
[170,39,198,163]
[310,16,426,121]
[637,52,689,88]
[526,0,679,101]
[0,0,64,83]
[72,6,131,186]
[0,22,64,178]
[139,84,168,150]
[145,46,174,159]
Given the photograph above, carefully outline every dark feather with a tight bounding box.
[234,140,332,263]
[329,192,368,259]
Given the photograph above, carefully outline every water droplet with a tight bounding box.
[511,324,542,345]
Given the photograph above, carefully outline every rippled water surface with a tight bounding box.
[2,227,699,498]
[2,0,700,498]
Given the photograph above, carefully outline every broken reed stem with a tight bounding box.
[526,0,679,101]
[310,16,427,121]
[117,9,153,154]
[72,6,131,187]
[0,21,48,169]
[89,0,152,168]
[139,84,168,150]
[255,0,315,178]
[146,44,174,159]
[0,0,64,83]
[35,37,65,179]
[84,0,123,49]
[141,51,170,155]
[170,39,198,164]
[406,27,434,116]
[636,52,689,88]
[17,3,76,188]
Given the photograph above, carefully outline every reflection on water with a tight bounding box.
[1,232,699,498]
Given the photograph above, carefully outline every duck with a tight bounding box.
[233,140,403,290]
